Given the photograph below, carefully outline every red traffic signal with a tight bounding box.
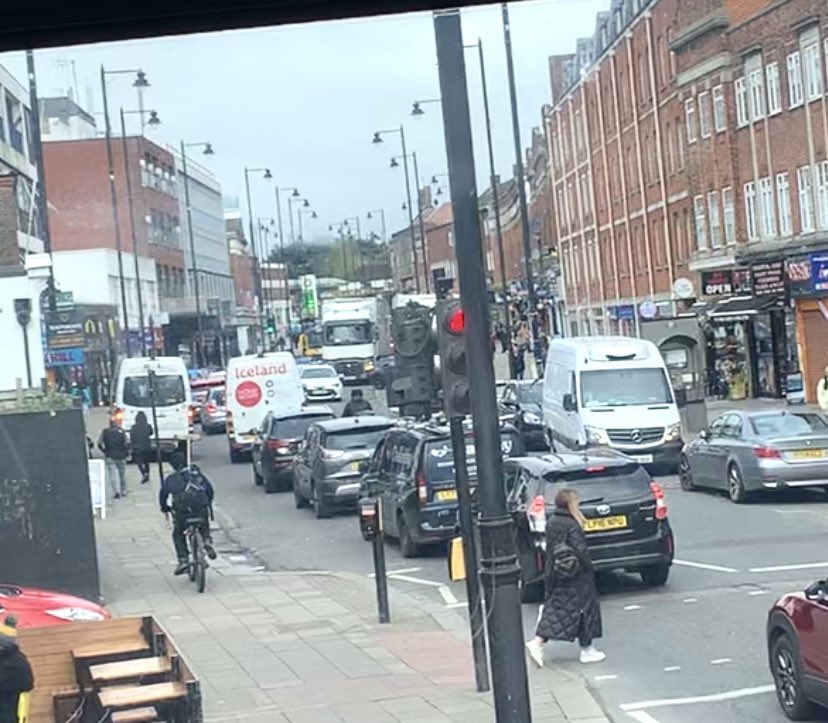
[446,307,465,335]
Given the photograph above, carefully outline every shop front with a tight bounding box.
[788,252,828,404]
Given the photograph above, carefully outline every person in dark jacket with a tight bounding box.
[513,346,526,380]
[129,411,154,484]
[525,488,605,667]
[0,615,33,723]
[98,419,129,499]
[342,389,372,417]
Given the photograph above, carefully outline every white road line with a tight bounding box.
[626,712,662,723]
[624,605,642,611]
[673,559,739,573]
[682,598,698,604]
[439,585,459,605]
[620,684,775,712]
[710,658,733,665]
[445,601,468,609]
[595,674,618,681]
[750,562,828,573]
[663,666,681,672]
[385,573,444,588]
[748,590,768,596]
[369,566,421,578]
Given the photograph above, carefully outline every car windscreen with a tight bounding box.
[580,368,672,408]
[517,383,542,404]
[124,375,186,408]
[424,433,521,484]
[542,463,649,502]
[324,426,391,450]
[193,389,210,403]
[210,390,226,407]
[272,414,334,439]
[302,367,337,379]
[750,413,828,438]
[323,321,373,346]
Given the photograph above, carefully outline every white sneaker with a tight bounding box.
[525,639,545,668]
[580,645,606,664]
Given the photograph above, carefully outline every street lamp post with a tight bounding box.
[342,216,364,284]
[367,209,389,278]
[275,186,299,343]
[288,195,308,245]
[411,151,430,293]
[298,206,317,243]
[244,166,272,344]
[372,128,420,292]
[101,65,149,356]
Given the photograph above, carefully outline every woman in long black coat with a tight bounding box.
[129,411,154,484]
[525,488,605,667]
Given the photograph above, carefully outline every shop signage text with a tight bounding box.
[812,254,828,293]
[44,348,84,367]
[751,260,786,297]
[45,310,84,350]
[701,270,733,296]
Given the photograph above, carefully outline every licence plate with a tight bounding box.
[790,449,828,460]
[584,515,627,532]
[632,454,653,464]
[435,489,458,502]
[350,461,362,471]
[240,435,254,443]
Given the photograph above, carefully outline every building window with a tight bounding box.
[798,166,815,232]
[698,92,712,138]
[693,194,707,250]
[676,122,685,169]
[766,63,781,115]
[735,78,749,127]
[4,96,23,154]
[712,85,727,132]
[744,182,758,240]
[818,161,828,230]
[804,41,823,101]
[788,52,804,108]
[722,187,735,245]
[666,121,675,173]
[748,68,765,121]
[685,98,697,143]
[776,173,792,236]
[759,176,775,238]
[708,191,721,248]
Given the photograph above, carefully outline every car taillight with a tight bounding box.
[650,482,668,520]
[528,495,547,533]
[417,472,427,505]
[110,406,124,426]
[753,445,781,459]
[187,406,195,422]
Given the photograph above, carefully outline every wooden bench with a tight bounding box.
[98,681,187,711]
[89,657,172,685]
[110,707,162,723]
[73,637,150,662]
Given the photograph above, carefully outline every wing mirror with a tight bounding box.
[806,580,827,601]
[699,429,709,441]
[563,393,577,412]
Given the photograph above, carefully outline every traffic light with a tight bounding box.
[388,302,435,413]
[436,299,469,417]
[264,316,275,335]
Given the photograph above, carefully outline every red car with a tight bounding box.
[767,581,828,720]
[0,584,109,628]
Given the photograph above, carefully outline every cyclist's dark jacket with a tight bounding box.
[159,467,215,515]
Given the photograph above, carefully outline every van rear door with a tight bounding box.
[122,373,189,441]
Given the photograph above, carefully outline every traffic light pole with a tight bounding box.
[434,10,532,721]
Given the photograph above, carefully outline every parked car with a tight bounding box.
[300,364,344,402]
[498,379,548,450]
[293,416,395,518]
[503,450,674,602]
[680,410,828,503]
[191,372,226,423]
[252,407,335,493]
[767,579,828,720]
[0,583,109,627]
[201,386,227,435]
[360,420,524,557]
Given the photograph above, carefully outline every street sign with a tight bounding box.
[44,348,84,367]
[639,300,657,319]
[45,310,84,350]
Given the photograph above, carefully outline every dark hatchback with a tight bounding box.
[252,408,335,493]
[498,379,548,451]
[504,450,675,602]
[361,421,524,557]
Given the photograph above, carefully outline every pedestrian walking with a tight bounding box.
[525,488,605,667]
[0,615,33,723]
[98,419,129,499]
[513,346,526,380]
[129,411,154,485]
[818,365,828,412]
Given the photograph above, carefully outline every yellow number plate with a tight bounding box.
[350,461,362,471]
[435,490,458,502]
[584,515,627,533]
[790,449,827,460]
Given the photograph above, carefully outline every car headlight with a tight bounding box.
[584,425,609,445]
[523,412,542,425]
[663,422,682,442]
[46,607,107,622]
[275,447,291,456]
[364,360,375,372]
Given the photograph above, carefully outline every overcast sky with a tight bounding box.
[0,0,604,250]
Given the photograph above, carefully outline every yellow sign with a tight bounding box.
[584,515,627,533]
[448,537,466,581]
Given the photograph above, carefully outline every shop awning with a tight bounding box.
[707,294,781,318]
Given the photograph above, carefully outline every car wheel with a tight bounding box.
[312,483,330,519]
[679,455,696,491]
[230,446,244,464]
[771,633,815,721]
[727,463,749,504]
[398,514,420,558]
[253,463,264,487]
[640,563,670,586]
[293,484,308,509]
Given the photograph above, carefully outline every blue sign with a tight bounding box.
[811,254,828,292]
[44,348,84,367]
[611,304,635,321]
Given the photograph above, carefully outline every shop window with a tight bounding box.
[693,195,707,250]
[743,182,758,240]
[776,173,792,236]
[712,85,727,132]
[734,78,749,127]
[722,187,735,244]
[685,98,697,143]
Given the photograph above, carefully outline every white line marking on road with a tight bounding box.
[385,573,444,588]
[663,666,681,673]
[710,658,733,665]
[369,567,420,578]
[619,684,775,712]
[626,712,662,723]
[750,562,828,573]
[673,559,739,573]
[595,674,618,681]
[748,590,768,596]
[445,601,468,609]
[624,605,642,611]
[439,585,459,605]
[682,598,698,604]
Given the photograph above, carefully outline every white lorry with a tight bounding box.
[320,298,378,383]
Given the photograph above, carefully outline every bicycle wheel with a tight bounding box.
[186,528,197,582]
[193,528,206,594]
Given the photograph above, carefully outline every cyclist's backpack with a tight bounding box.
[173,467,210,516]
[551,541,581,581]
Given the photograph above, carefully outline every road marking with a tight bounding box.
[445,601,468,610]
[624,605,642,611]
[673,559,739,573]
[626,712,662,723]
[748,590,768,596]
[595,674,618,681]
[439,585,459,605]
[384,573,444,588]
[620,684,775,712]
[750,562,828,573]
[369,566,421,578]
[663,666,681,672]
[682,598,698,604]
[710,658,732,665]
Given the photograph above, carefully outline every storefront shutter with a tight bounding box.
[802,308,828,403]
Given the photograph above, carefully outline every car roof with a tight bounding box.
[507,448,637,475]
[315,415,396,432]
[395,420,521,441]
[302,363,336,371]
[273,407,335,420]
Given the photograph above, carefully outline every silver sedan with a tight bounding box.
[680,409,828,503]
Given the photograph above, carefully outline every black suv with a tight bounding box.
[252,408,335,493]
[504,449,675,602]
[361,421,524,557]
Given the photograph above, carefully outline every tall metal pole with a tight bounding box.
[101,65,132,357]
[120,109,147,356]
[435,10,531,720]
[298,208,304,242]
[501,4,538,330]
[474,38,513,376]
[287,197,297,245]
[412,152,431,293]
[244,168,265,343]
[399,128,421,293]
[181,142,204,367]
[275,188,293,344]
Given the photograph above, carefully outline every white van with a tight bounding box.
[542,336,682,471]
[225,352,304,463]
[112,356,192,454]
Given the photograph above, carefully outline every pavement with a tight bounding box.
[90,407,610,723]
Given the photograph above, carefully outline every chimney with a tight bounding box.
[0,175,22,270]
[418,185,432,212]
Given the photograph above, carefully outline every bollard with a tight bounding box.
[359,496,390,624]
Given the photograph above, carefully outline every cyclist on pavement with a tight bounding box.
[159,451,217,575]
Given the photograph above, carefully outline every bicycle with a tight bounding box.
[184,517,208,593]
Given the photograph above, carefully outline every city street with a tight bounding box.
[193,389,828,723]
